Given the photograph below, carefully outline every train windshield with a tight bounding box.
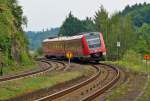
[86,33,101,49]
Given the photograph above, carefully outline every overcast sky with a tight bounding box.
[18,0,150,31]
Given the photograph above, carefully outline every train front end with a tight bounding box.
[82,32,106,61]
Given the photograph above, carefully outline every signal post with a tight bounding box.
[66,51,73,70]
[144,55,150,79]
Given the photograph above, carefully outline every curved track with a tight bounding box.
[81,63,120,101]
[0,60,66,83]
[35,62,121,101]
[0,59,123,101]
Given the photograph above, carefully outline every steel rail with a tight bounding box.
[35,63,120,101]
[0,60,55,82]
[35,65,100,101]
[81,63,120,101]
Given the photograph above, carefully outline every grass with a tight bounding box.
[104,60,150,100]
[106,50,150,74]
[108,60,150,74]
[120,60,149,73]
[105,50,150,100]
[137,80,150,101]
[0,65,94,100]
[105,82,129,101]
[0,72,81,100]
[105,60,149,101]
[1,62,38,75]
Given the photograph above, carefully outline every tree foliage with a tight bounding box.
[59,12,83,36]
[121,2,150,27]
[94,6,109,33]
[56,3,150,61]
[135,23,150,54]
[94,6,136,60]
[59,12,95,36]
[120,2,150,56]
[0,0,30,65]
[26,28,59,50]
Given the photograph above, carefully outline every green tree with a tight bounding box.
[94,5,109,32]
[82,17,96,32]
[121,2,150,27]
[0,0,30,65]
[136,23,150,54]
[59,12,84,36]
[59,12,96,36]
[95,11,137,60]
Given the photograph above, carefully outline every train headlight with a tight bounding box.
[103,52,106,55]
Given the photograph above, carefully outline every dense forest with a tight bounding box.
[59,3,150,60]
[26,3,150,60]
[59,12,95,36]
[0,0,30,65]
[120,2,150,27]
[26,28,59,50]
[0,0,149,71]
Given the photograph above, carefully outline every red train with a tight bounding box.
[42,32,106,62]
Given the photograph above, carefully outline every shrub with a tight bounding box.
[119,50,148,73]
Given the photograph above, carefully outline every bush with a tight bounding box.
[36,47,43,55]
[20,51,32,65]
[119,50,148,73]
[122,50,142,65]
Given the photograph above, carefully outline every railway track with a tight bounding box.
[81,63,120,101]
[0,59,122,101]
[34,63,121,101]
[0,59,66,83]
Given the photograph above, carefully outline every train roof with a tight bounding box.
[43,32,101,42]
[43,34,84,42]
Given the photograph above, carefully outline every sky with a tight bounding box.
[18,0,150,31]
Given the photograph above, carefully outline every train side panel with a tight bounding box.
[43,38,84,58]
[43,41,65,57]
[64,38,83,57]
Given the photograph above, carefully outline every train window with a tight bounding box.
[86,33,101,49]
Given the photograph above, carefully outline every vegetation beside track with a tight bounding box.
[107,50,150,73]
[0,71,82,100]
[105,74,147,101]
[137,80,150,101]
[0,65,95,100]
[0,0,31,66]
[105,81,129,101]
[1,63,38,76]
[105,50,150,101]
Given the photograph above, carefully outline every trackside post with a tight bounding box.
[66,51,73,70]
[144,55,150,80]
[117,41,120,63]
